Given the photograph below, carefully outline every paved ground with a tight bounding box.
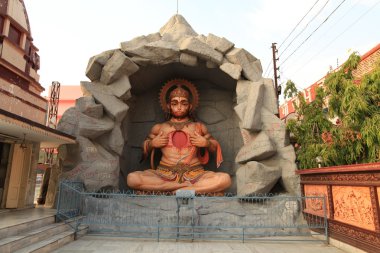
[53,236,347,253]
[0,208,349,253]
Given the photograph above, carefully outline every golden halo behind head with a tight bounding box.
[159,79,199,113]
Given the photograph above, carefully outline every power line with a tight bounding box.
[265,0,324,77]
[265,0,322,77]
[280,0,347,66]
[281,0,360,70]
[263,46,274,77]
[263,62,271,77]
[287,0,380,78]
[278,0,330,58]
[279,70,304,92]
[278,0,320,50]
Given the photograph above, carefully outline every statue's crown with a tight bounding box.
[159,79,199,113]
[169,85,189,99]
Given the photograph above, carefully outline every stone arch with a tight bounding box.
[57,15,299,195]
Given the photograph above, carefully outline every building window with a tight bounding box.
[8,24,22,46]
[283,104,289,116]
[0,16,4,35]
[25,39,31,54]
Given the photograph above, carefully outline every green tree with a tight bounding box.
[283,80,298,99]
[324,52,380,164]
[287,52,380,169]
[287,88,332,169]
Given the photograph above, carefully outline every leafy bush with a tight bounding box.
[287,52,380,169]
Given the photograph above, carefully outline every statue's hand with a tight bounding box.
[151,131,169,148]
[190,131,209,148]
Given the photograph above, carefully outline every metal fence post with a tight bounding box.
[56,181,63,221]
[157,225,160,242]
[323,196,328,244]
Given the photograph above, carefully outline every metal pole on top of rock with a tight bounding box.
[271,43,281,117]
[45,81,60,165]
[47,81,60,129]
[177,0,179,14]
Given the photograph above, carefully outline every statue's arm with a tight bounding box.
[199,123,218,153]
[198,123,223,168]
[142,124,162,158]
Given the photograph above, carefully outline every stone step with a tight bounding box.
[0,209,10,214]
[11,225,87,253]
[13,230,75,253]
[0,220,76,253]
[0,215,55,239]
[76,224,89,239]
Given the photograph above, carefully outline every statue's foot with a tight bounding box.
[170,181,193,193]
[135,189,225,196]
[196,191,225,197]
[134,190,174,196]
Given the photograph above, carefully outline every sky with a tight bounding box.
[25,0,380,102]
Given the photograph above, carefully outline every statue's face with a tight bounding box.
[170,96,191,119]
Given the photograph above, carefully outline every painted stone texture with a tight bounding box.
[57,14,297,195]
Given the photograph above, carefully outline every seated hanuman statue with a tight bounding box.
[127,79,231,194]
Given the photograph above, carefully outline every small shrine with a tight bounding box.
[55,15,299,197]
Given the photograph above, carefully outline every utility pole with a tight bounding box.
[271,42,281,116]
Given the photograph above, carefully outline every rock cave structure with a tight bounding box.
[57,15,299,196]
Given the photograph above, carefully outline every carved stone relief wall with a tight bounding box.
[304,184,330,218]
[332,186,375,231]
[299,163,380,253]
